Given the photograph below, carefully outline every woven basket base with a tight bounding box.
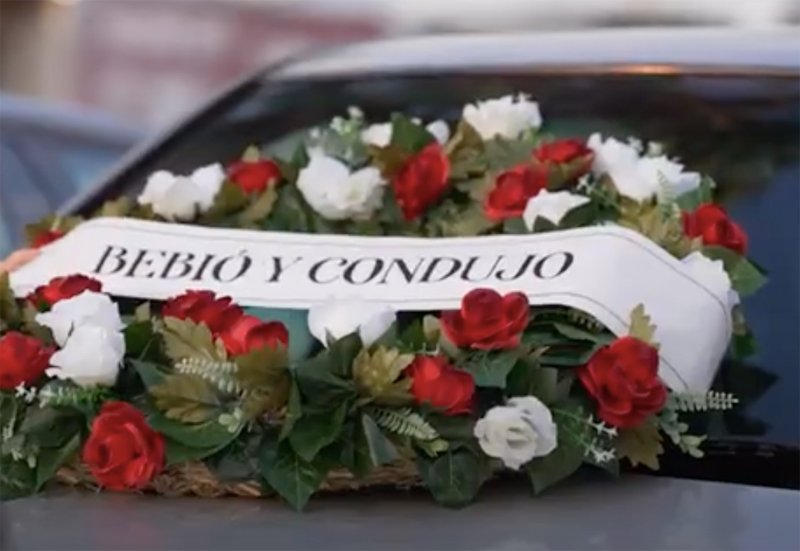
[56,460,422,498]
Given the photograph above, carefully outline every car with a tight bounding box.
[0,94,142,256]
[5,27,799,550]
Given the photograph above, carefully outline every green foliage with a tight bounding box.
[615,417,663,470]
[150,374,223,424]
[97,196,135,218]
[658,407,706,458]
[675,177,714,211]
[447,121,486,180]
[668,391,738,412]
[36,381,112,417]
[35,433,80,491]
[628,304,658,347]
[202,181,249,220]
[161,317,227,363]
[702,246,767,297]
[460,351,518,388]
[368,407,440,442]
[484,136,535,172]
[238,186,279,226]
[289,402,348,462]
[390,113,434,154]
[0,272,21,331]
[426,202,494,238]
[293,352,356,408]
[124,320,156,359]
[417,449,488,508]
[618,198,699,258]
[352,347,414,406]
[356,413,399,469]
[0,455,35,499]
[259,433,334,511]
[502,217,529,234]
[146,406,241,454]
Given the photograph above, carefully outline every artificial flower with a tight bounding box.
[405,355,474,415]
[31,229,65,249]
[484,164,547,221]
[219,314,289,356]
[47,325,125,387]
[682,251,739,311]
[534,139,594,182]
[361,120,450,148]
[162,290,244,335]
[578,336,667,428]
[522,190,590,229]
[587,134,700,202]
[227,159,282,195]
[82,402,165,490]
[0,332,54,390]
[26,274,102,308]
[474,396,558,470]
[36,291,123,347]
[683,203,748,255]
[296,155,386,220]
[440,288,529,350]
[137,163,225,221]
[462,94,542,140]
[392,142,450,220]
[307,299,395,347]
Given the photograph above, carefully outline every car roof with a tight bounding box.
[273,27,800,80]
[0,93,143,145]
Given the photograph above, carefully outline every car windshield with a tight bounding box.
[105,70,800,450]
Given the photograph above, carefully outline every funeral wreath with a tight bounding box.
[0,95,764,510]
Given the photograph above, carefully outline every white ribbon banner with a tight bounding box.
[11,218,732,392]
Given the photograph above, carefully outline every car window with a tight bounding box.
[0,143,50,256]
[97,71,800,448]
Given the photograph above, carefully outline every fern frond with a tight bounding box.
[175,357,241,395]
[38,383,110,410]
[369,407,439,442]
[669,391,738,412]
[566,309,605,332]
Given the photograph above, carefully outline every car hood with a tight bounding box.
[3,475,798,550]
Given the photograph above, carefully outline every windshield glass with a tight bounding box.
[106,71,800,448]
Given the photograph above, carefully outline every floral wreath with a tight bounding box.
[1,95,763,509]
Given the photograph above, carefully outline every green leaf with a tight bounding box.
[145,407,239,450]
[0,455,35,500]
[124,320,155,358]
[279,382,302,441]
[460,351,518,389]
[293,351,357,408]
[551,322,613,345]
[203,181,248,219]
[132,359,169,389]
[326,332,364,378]
[390,113,433,153]
[484,136,534,172]
[35,432,81,491]
[150,374,222,423]
[262,185,313,232]
[417,449,487,508]
[628,304,657,346]
[164,437,234,466]
[289,402,348,462]
[18,407,82,448]
[502,217,529,235]
[427,414,476,446]
[525,438,584,495]
[238,186,278,226]
[676,177,714,211]
[97,196,134,218]
[0,272,21,330]
[161,317,226,363]
[259,434,331,511]
[358,413,399,467]
[234,345,289,390]
[241,144,261,162]
[616,417,663,470]
[352,347,414,406]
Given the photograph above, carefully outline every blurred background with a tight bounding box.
[1,0,798,128]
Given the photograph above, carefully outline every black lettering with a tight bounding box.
[309,257,346,284]
[343,257,384,285]
[378,258,425,284]
[160,251,195,280]
[125,249,167,279]
[495,254,536,281]
[212,253,251,283]
[192,254,216,281]
[533,252,574,279]
[267,256,303,283]
[93,245,128,275]
[461,255,506,282]
[420,257,462,283]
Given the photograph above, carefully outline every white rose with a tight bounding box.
[682,251,739,311]
[36,291,124,347]
[308,299,395,347]
[137,163,225,220]
[46,326,125,387]
[523,190,590,230]
[588,134,700,202]
[296,155,386,220]
[462,94,542,140]
[361,120,450,148]
[474,396,558,470]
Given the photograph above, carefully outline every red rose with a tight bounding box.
[219,314,289,356]
[440,288,530,350]
[405,355,475,415]
[683,203,748,255]
[534,139,594,183]
[228,159,282,195]
[82,401,165,491]
[27,274,102,308]
[484,164,547,221]
[578,336,667,428]
[32,229,65,248]
[392,143,450,220]
[0,332,54,389]
[162,290,244,335]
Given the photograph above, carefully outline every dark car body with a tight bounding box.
[6,28,799,550]
[0,94,141,255]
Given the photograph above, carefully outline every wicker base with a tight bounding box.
[56,460,422,498]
